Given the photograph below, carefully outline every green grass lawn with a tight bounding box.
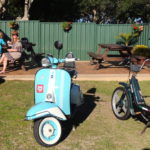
[1,80,150,150]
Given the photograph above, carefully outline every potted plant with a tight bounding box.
[62,22,72,32]
[8,21,19,30]
[132,24,144,34]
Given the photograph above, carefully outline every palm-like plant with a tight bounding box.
[116,32,139,46]
[116,24,144,46]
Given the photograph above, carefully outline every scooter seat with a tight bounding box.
[65,69,77,78]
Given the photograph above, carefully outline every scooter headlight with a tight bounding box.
[41,58,51,67]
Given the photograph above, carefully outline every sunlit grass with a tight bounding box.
[0,80,150,150]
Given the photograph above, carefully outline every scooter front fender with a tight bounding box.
[119,82,129,89]
[119,82,135,115]
[119,82,131,98]
[25,102,67,121]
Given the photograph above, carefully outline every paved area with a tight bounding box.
[1,73,150,81]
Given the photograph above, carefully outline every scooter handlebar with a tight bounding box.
[130,58,150,73]
[75,58,80,61]
[65,58,75,62]
[144,58,150,62]
[140,58,150,70]
[45,56,79,67]
[65,58,80,61]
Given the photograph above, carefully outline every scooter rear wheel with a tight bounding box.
[111,87,130,120]
[33,117,62,147]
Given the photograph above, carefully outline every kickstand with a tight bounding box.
[141,121,150,134]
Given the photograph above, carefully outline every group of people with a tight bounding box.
[0,31,22,74]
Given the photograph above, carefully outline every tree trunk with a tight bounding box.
[0,0,8,17]
[22,0,33,20]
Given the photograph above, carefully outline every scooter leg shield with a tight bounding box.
[25,102,67,121]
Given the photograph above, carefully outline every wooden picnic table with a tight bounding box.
[88,44,133,69]
[98,44,133,57]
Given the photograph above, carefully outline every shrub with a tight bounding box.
[132,45,150,57]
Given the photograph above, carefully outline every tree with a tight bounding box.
[29,0,80,21]
[0,0,150,23]
[77,0,150,23]
[0,0,8,19]
[22,0,34,20]
[0,0,31,20]
[2,0,24,20]
[115,0,150,23]
[77,0,118,23]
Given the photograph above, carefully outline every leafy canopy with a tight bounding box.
[1,0,150,23]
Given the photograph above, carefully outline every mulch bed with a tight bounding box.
[1,59,150,75]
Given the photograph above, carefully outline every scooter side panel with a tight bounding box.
[35,68,71,115]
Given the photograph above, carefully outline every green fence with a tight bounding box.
[0,21,150,60]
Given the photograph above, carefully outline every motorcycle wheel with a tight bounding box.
[33,117,62,147]
[111,87,130,120]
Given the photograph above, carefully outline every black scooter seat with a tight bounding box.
[65,69,77,78]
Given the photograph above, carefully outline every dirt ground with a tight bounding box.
[1,59,150,75]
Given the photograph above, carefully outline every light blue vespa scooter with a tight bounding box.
[25,41,83,147]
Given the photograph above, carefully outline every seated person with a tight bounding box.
[0,32,6,57]
[0,31,22,74]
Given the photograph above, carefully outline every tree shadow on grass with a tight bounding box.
[0,76,5,84]
[60,88,100,143]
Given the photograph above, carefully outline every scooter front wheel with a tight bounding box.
[111,87,130,120]
[33,117,62,147]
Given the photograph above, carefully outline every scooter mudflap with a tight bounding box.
[25,102,67,121]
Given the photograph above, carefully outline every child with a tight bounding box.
[0,32,6,57]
